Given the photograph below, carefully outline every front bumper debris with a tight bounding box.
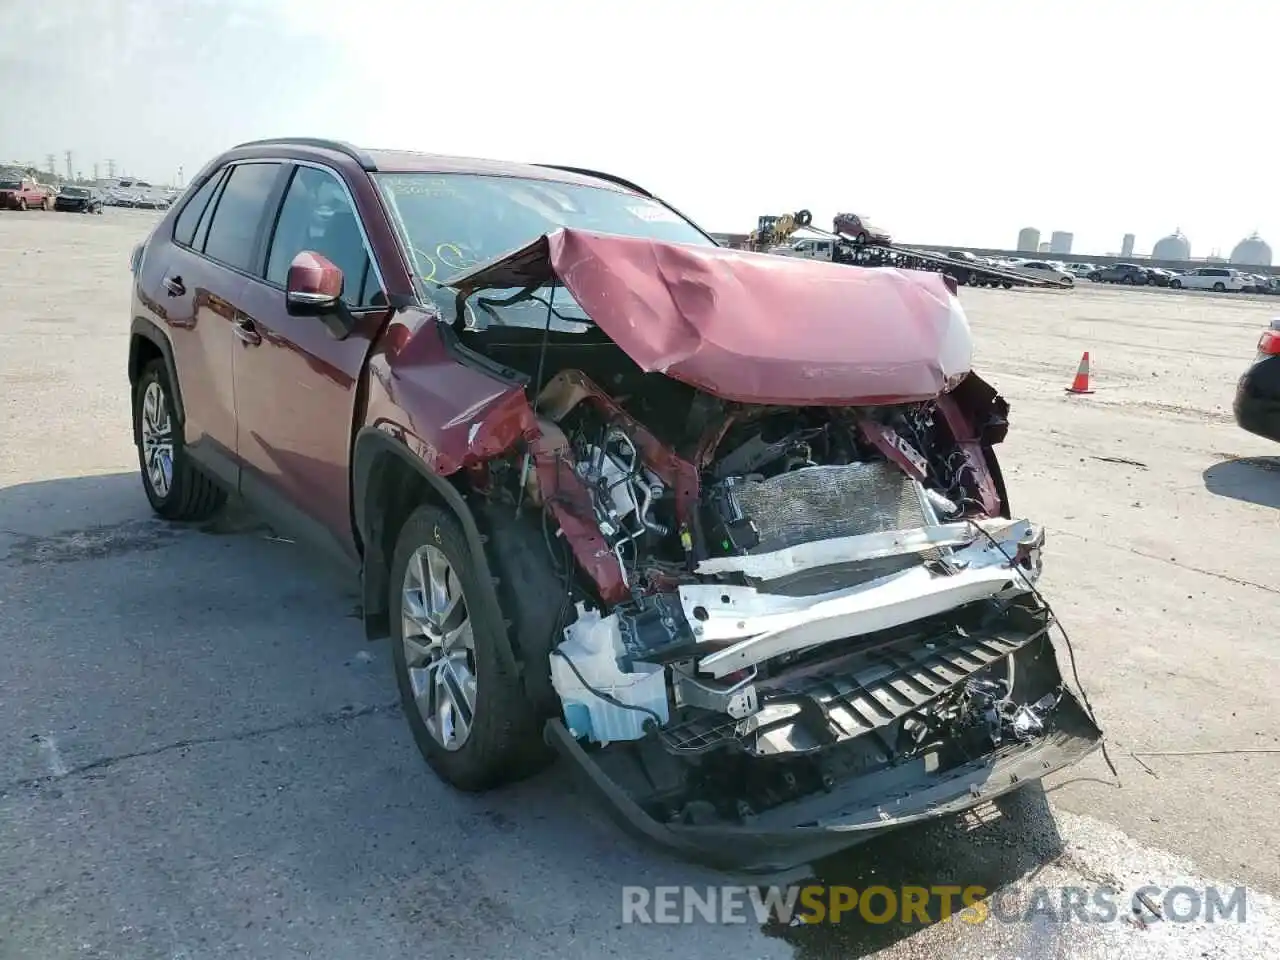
[546,691,1100,876]
[544,595,1102,877]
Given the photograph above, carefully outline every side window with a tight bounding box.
[173,172,224,247]
[264,165,383,307]
[192,171,227,252]
[202,162,283,272]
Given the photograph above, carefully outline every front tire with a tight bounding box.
[133,359,226,520]
[1213,282,1226,292]
[390,505,549,792]
[1170,279,1182,289]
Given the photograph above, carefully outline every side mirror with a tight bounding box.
[285,251,354,338]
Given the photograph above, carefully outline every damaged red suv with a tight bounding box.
[127,138,1101,875]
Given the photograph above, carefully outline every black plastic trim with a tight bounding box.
[533,164,720,246]
[545,709,1102,877]
[239,466,360,577]
[534,164,656,198]
[234,137,378,172]
[350,427,518,673]
[128,317,185,425]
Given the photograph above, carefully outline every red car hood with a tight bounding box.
[446,229,972,405]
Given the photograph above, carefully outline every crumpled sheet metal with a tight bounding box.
[447,228,974,406]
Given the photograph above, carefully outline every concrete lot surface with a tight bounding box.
[2,209,1277,959]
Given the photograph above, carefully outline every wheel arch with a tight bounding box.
[129,317,185,425]
[351,427,518,674]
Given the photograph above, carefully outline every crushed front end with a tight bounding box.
[526,372,1101,875]
[443,231,1103,874]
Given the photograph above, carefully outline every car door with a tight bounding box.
[230,162,391,565]
[141,161,286,487]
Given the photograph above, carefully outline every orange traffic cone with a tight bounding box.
[1065,352,1095,394]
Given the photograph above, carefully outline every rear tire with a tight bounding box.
[390,505,550,792]
[133,359,226,521]
[16,198,26,211]
[1170,279,1182,289]
[41,197,50,211]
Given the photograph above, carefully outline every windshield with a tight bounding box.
[61,187,89,197]
[372,172,713,328]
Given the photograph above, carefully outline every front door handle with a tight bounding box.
[163,275,185,297]
[233,318,262,347]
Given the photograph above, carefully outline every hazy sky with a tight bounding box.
[2,0,1273,257]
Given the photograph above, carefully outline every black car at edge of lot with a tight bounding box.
[53,185,104,214]
[1234,318,1280,442]
[1088,262,1149,285]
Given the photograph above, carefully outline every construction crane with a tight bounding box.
[750,209,1071,289]
[748,209,814,249]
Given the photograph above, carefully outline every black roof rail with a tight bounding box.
[232,137,377,172]
[534,164,654,198]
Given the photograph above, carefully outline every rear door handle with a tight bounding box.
[233,318,262,347]
[163,275,185,297]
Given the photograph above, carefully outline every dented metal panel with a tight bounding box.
[447,229,974,405]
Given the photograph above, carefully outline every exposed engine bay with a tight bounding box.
[438,232,1102,873]
[458,352,1099,859]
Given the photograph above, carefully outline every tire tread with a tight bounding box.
[390,504,550,793]
[135,359,226,522]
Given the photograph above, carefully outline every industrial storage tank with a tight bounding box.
[1152,231,1191,261]
[1231,233,1272,266]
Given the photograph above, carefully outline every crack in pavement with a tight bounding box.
[2,701,401,794]
[1051,526,1280,596]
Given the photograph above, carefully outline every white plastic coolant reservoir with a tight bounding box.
[549,604,669,744]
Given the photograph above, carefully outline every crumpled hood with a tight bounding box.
[447,228,973,405]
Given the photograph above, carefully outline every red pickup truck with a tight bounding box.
[0,175,54,210]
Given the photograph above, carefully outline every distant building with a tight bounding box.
[1152,230,1191,261]
[1017,227,1040,252]
[1121,234,1136,258]
[1049,231,1073,255]
[1037,241,1050,253]
[1230,233,1272,266]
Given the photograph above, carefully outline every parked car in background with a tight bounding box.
[133,192,171,210]
[1064,262,1095,278]
[54,185,105,214]
[1144,268,1173,287]
[0,175,54,210]
[1088,262,1148,284]
[1015,260,1075,285]
[832,212,891,245]
[1168,267,1247,292]
[1233,317,1280,442]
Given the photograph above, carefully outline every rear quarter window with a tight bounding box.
[173,173,224,248]
[201,162,284,272]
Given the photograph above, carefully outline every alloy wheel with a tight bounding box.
[401,544,477,750]
[140,380,174,499]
